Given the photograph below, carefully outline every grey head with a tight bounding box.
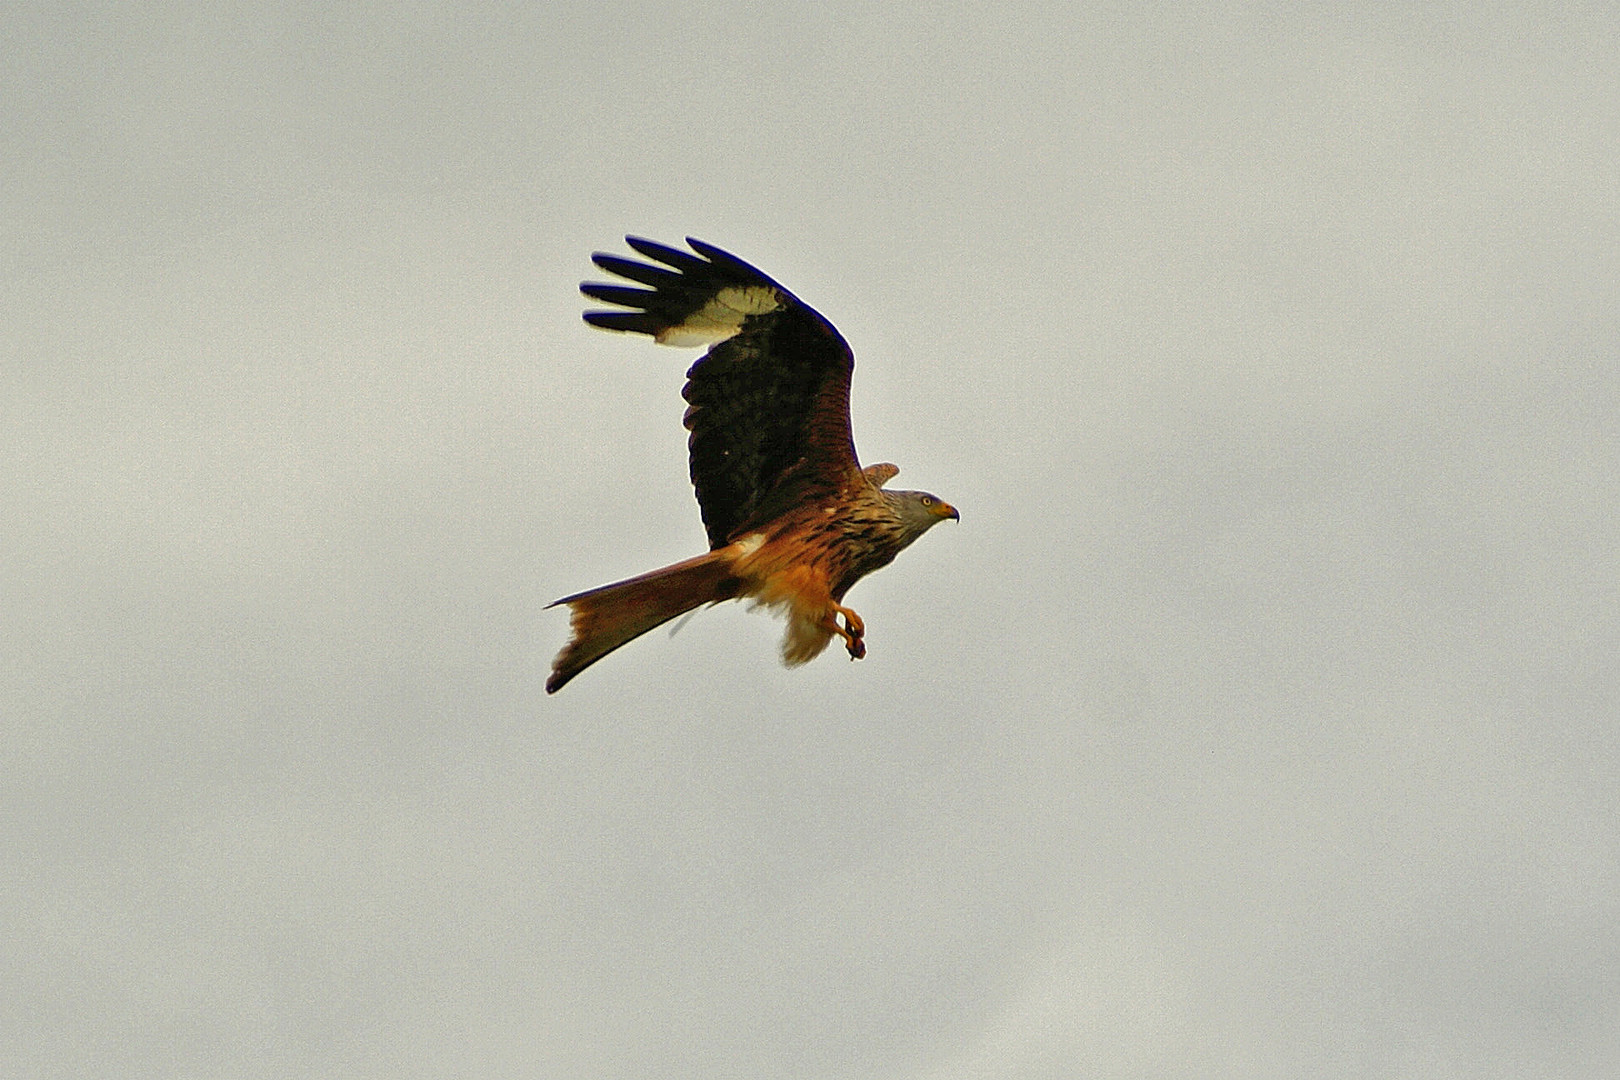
[881,487,960,550]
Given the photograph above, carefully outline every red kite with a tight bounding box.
[547,238,957,693]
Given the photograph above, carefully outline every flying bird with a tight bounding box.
[546,237,957,693]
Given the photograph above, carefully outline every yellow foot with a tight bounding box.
[829,603,866,660]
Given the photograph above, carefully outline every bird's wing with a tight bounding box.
[582,237,861,548]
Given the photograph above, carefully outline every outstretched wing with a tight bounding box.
[582,237,861,548]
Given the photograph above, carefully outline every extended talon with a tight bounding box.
[824,604,868,660]
[834,605,866,660]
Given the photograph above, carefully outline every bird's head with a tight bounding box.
[885,488,960,546]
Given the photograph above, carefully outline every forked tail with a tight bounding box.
[546,551,741,693]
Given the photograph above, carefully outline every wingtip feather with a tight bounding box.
[624,236,707,272]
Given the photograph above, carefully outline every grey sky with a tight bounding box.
[4,3,1617,1078]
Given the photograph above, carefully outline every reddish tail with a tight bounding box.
[546,551,741,693]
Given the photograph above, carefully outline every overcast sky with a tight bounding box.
[4,3,1618,1078]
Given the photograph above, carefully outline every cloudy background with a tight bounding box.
[5,3,1617,1077]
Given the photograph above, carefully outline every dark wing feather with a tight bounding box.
[590,254,684,288]
[582,237,860,548]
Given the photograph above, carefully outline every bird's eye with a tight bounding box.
[921,496,934,506]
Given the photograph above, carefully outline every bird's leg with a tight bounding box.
[829,603,866,660]
[821,610,864,659]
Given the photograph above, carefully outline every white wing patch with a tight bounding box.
[654,285,784,347]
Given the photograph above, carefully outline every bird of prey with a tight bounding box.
[546,237,957,693]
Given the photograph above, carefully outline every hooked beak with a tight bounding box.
[933,500,960,522]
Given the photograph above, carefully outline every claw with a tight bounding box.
[837,605,865,659]
[824,603,867,660]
